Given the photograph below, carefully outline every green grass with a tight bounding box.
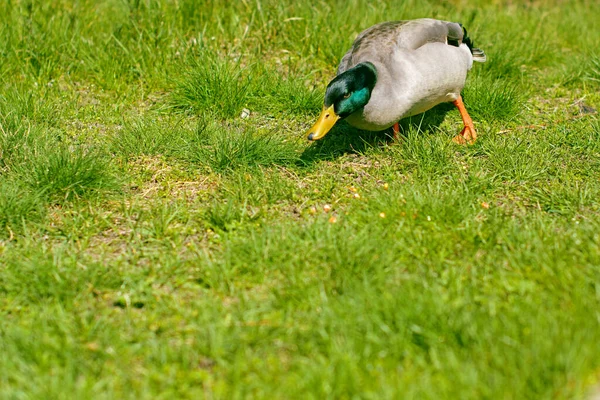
[1,0,600,398]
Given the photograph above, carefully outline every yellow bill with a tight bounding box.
[306,105,340,141]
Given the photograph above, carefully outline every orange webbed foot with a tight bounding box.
[452,124,477,145]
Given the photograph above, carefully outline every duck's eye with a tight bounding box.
[343,92,351,99]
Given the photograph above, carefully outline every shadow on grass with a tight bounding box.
[299,103,454,165]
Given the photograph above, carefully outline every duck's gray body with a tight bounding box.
[337,19,486,131]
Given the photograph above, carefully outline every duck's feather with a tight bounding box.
[338,19,472,74]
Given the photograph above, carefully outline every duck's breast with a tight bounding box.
[395,42,473,117]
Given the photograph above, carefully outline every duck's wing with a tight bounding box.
[337,19,485,74]
[337,21,411,74]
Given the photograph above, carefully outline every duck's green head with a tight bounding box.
[307,62,377,141]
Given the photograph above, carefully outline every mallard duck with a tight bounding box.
[306,18,486,144]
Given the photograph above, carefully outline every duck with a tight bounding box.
[306,18,486,144]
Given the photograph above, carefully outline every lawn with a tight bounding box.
[1,0,600,398]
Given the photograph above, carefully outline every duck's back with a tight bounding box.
[337,19,469,74]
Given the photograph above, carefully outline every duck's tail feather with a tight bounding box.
[460,24,487,63]
[471,47,487,62]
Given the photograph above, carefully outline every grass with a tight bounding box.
[1,0,599,398]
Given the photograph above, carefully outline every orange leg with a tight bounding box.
[392,122,400,141]
[452,95,477,145]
